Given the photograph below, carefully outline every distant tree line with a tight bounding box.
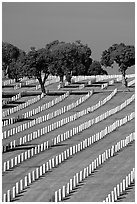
[2,40,135,93]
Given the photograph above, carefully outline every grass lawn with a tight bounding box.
[2,77,135,202]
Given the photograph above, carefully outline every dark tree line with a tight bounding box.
[2,41,135,93]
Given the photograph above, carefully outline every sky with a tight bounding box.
[2,2,135,65]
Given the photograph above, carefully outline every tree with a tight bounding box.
[23,47,50,93]
[72,41,92,76]
[87,60,108,75]
[2,42,20,76]
[8,59,24,82]
[48,41,77,82]
[101,43,135,86]
[48,40,92,82]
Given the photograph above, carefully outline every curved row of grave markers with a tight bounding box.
[2,88,116,151]
[2,93,21,106]
[13,83,22,90]
[2,93,43,118]
[2,90,91,138]
[101,79,114,89]
[2,74,134,87]
[95,74,135,82]
[2,91,69,128]
[2,77,116,128]
[2,76,33,87]
[128,79,135,87]
[2,91,134,153]
[3,74,134,119]
[54,133,135,202]
[72,74,117,83]
[51,94,134,147]
[2,76,61,118]
[22,90,86,119]
[2,110,135,172]
[73,74,135,83]
[2,130,135,202]
[102,168,135,202]
[2,79,16,86]
[2,90,93,152]
[2,88,118,168]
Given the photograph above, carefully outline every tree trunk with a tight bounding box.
[5,65,9,77]
[60,75,64,82]
[41,82,46,93]
[15,78,18,83]
[37,76,46,93]
[121,70,127,87]
[66,74,72,83]
[37,73,49,93]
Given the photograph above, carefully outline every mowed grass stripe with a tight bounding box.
[116,185,135,202]
[2,81,59,119]
[2,114,134,195]
[1,90,121,161]
[2,94,83,144]
[12,129,135,202]
[2,98,135,166]
[2,90,103,147]
[2,91,111,163]
[2,93,134,165]
[2,92,67,131]
[66,143,135,202]
[2,95,57,127]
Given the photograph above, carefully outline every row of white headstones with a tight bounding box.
[2,89,134,156]
[103,168,135,202]
[2,91,69,128]
[101,79,114,89]
[2,90,91,138]
[2,75,135,201]
[2,88,115,152]
[2,93,21,106]
[2,76,61,118]
[2,78,16,86]
[3,77,116,139]
[2,74,134,86]
[2,76,37,86]
[128,79,135,87]
[2,130,135,202]
[2,89,118,168]
[54,133,135,202]
[3,74,134,121]
[2,93,42,118]
[3,110,135,174]
[95,74,135,82]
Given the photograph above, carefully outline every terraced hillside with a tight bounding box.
[2,75,135,202]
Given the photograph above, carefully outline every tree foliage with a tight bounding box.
[3,40,134,90]
[23,47,51,93]
[2,42,21,76]
[48,40,92,82]
[101,43,135,85]
[87,60,108,75]
[8,59,24,82]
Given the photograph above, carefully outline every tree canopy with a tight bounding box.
[23,47,51,93]
[7,59,24,82]
[2,42,21,76]
[100,43,135,85]
[87,60,108,76]
[2,40,135,91]
[48,40,92,82]
[2,41,27,80]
